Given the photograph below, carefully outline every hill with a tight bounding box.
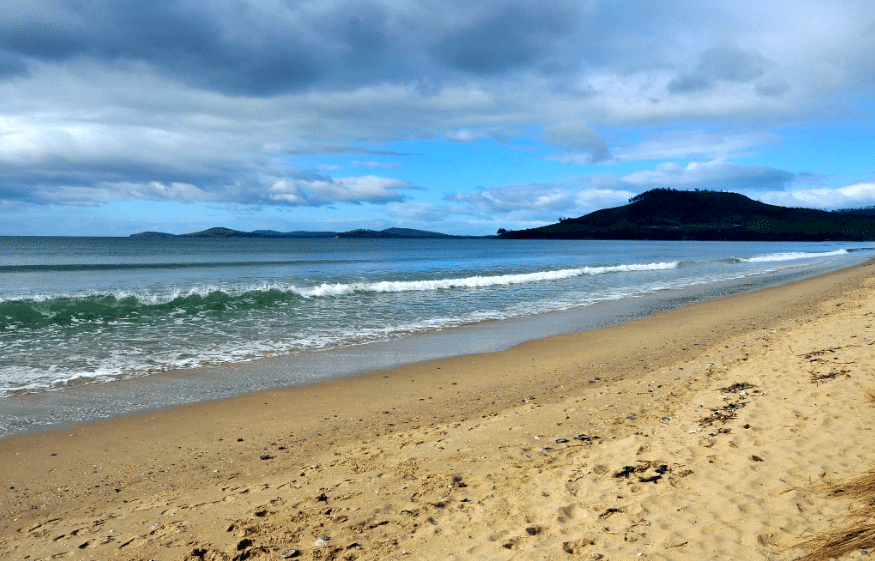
[337,228,461,239]
[130,227,475,239]
[499,189,875,241]
[834,206,875,218]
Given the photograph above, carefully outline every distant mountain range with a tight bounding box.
[130,227,483,239]
[498,189,875,241]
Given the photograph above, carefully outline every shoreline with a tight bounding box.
[1,254,865,439]
[2,259,874,560]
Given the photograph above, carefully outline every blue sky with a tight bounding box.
[1,0,874,236]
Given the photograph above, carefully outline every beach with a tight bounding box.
[1,259,874,560]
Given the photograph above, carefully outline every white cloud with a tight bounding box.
[351,160,403,169]
[749,183,875,210]
[585,159,795,192]
[611,130,779,162]
[444,128,513,143]
[269,175,414,206]
[446,183,633,221]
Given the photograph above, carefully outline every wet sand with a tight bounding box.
[1,260,874,560]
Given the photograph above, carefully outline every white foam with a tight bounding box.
[742,249,847,263]
[292,262,679,298]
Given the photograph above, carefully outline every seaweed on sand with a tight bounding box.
[788,468,875,561]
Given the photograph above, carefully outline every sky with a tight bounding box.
[1,1,874,236]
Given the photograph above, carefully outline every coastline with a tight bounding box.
[1,259,874,560]
[1,252,865,439]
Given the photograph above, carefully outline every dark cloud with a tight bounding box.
[430,1,580,74]
[0,51,28,77]
[0,0,583,96]
[669,45,769,94]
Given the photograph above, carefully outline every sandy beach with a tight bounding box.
[2,260,874,561]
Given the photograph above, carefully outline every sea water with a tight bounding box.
[1,237,872,435]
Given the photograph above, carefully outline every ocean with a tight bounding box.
[1,236,873,436]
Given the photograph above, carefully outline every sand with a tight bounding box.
[2,260,874,561]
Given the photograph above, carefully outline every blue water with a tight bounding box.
[1,237,873,407]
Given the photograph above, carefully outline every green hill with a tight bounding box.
[499,189,875,241]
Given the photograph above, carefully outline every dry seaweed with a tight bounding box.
[599,507,623,519]
[788,467,875,561]
[800,347,843,361]
[698,400,747,426]
[809,369,851,385]
[613,461,671,483]
[720,382,756,394]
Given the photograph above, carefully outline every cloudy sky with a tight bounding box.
[2,0,874,236]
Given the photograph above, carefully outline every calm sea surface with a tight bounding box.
[1,237,873,435]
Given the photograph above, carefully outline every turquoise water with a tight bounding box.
[1,237,872,403]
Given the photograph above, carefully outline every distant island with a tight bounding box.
[130,227,485,239]
[498,189,875,241]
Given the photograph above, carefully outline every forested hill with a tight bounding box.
[499,189,875,241]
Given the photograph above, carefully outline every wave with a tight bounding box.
[295,262,679,297]
[741,249,848,263]
[0,261,678,327]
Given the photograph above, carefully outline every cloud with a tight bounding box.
[1,0,874,233]
[351,160,403,169]
[543,123,611,163]
[445,183,633,221]
[444,128,512,143]
[750,183,875,210]
[269,175,414,206]
[612,130,779,162]
[669,45,770,94]
[429,1,582,74]
[586,160,796,192]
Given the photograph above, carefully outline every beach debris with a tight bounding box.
[574,434,592,442]
[315,535,330,547]
[720,382,755,394]
[614,461,670,483]
[698,400,746,426]
[555,438,570,443]
[810,368,851,385]
[800,346,843,362]
[599,507,623,519]
[751,455,764,462]
[259,454,271,460]
[281,550,299,558]
[662,417,670,422]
